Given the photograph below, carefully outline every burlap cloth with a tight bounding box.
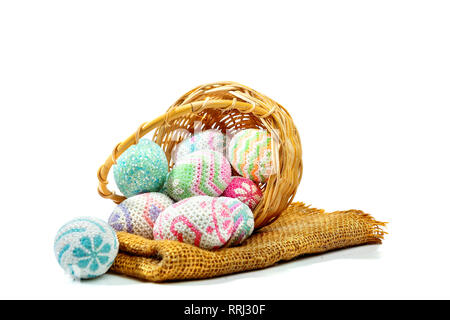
[110,202,386,282]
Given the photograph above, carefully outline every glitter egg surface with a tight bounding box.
[165,150,232,201]
[113,139,168,198]
[54,217,119,279]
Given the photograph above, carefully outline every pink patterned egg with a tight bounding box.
[153,196,254,250]
[221,177,263,210]
[219,197,255,247]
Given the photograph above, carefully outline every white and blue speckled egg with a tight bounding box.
[54,217,119,279]
[113,139,168,198]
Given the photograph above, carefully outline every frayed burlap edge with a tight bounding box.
[109,202,387,282]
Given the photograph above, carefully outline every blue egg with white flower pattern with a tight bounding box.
[54,217,119,279]
[113,138,168,198]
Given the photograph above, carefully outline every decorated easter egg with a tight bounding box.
[113,138,168,198]
[54,217,119,279]
[165,150,232,201]
[172,129,226,163]
[108,192,174,239]
[227,129,273,183]
[219,197,254,247]
[153,196,254,249]
[222,176,263,210]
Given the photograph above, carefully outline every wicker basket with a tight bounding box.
[97,81,303,228]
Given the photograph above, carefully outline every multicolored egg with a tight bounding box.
[165,150,232,201]
[54,217,119,279]
[219,197,255,247]
[113,139,168,198]
[172,129,226,163]
[153,196,254,249]
[222,176,263,210]
[108,192,173,239]
[227,129,273,183]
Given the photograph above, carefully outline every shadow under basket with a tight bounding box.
[96,81,386,282]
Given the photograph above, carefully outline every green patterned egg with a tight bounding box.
[227,129,273,183]
[165,150,231,201]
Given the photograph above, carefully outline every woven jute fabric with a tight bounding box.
[110,202,386,282]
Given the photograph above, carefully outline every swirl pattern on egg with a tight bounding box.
[153,196,254,249]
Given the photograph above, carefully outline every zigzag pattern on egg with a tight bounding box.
[228,129,273,183]
[166,150,231,201]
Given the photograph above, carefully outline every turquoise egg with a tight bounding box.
[113,139,168,198]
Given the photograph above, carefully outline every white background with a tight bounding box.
[1,1,449,299]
